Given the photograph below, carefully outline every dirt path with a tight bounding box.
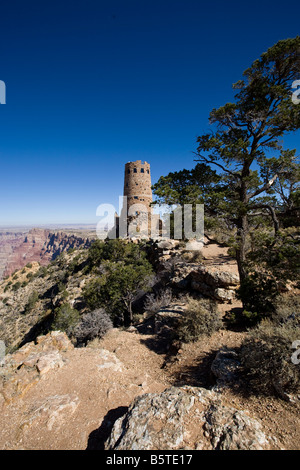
[0,329,171,450]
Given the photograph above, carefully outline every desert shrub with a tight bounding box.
[67,253,84,274]
[235,272,279,326]
[52,303,80,335]
[144,288,173,315]
[240,320,300,398]
[23,291,39,314]
[74,308,113,345]
[83,248,154,325]
[180,251,204,263]
[12,281,21,291]
[271,296,300,326]
[175,298,222,343]
[36,266,47,278]
[26,272,34,280]
[26,263,32,269]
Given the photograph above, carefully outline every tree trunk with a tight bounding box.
[236,213,248,285]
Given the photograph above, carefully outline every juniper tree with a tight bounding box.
[194,37,300,283]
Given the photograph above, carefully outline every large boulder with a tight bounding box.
[171,263,239,302]
[104,386,271,450]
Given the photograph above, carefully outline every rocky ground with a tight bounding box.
[0,326,299,450]
[0,239,299,450]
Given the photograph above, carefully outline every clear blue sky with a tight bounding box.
[0,0,299,226]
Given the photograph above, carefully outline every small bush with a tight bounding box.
[271,296,300,326]
[74,308,113,345]
[36,266,47,278]
[144,288,173,315]
[240,320,300,398]
[52,303,80,335]
[12,281,21,292]
[235,272,279,326]
[180,251,204,263]
[175,298,222,343]
[24,291,39,314]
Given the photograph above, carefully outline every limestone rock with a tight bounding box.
[171,263,239,302]
[211,347,242,388]
[0,331,72,402]
[213,288,235,302]
[104,386,271,450]
[97,349,124,373]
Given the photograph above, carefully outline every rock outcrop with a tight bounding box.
[210,347,242,390]
[171,263,239,302]
[104,386,271,450]
[0,231,26,280]
[0,331,73,404]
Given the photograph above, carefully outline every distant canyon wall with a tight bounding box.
[0,228,95,279]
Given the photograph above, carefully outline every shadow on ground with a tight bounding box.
[86,406,128,450]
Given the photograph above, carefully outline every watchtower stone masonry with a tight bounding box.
[122,160,153,237]
[124,160,153,211]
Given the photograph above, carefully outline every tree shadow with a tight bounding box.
[171,350,219,388]
[86,406,128,450]
[18,310,54,348]
[137,315,179,357]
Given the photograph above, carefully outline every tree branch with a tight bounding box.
[248,174,278,199]
[250,203,280,234]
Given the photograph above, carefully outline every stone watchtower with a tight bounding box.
[122,160,153,236]
[124,160,152,210]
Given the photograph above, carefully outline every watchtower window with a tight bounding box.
[141,168,144,173]
[127,169,130,174]
[134,168,137,173]
[146,169,149,174]
[134,196,138,199]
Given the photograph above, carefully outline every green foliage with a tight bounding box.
[52,303,80,335]
[240,320,300,398]
[236,272,279,325]
[83,239,154,325]
[35,266,48,278]
[23,291,39,314]
[247,229,300,284]
[152,37,300,310]
[175,298,222,343]
[84,261,153,325]
[66,253,84,275]
[12,281,21,291]
[152,163,220,206]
